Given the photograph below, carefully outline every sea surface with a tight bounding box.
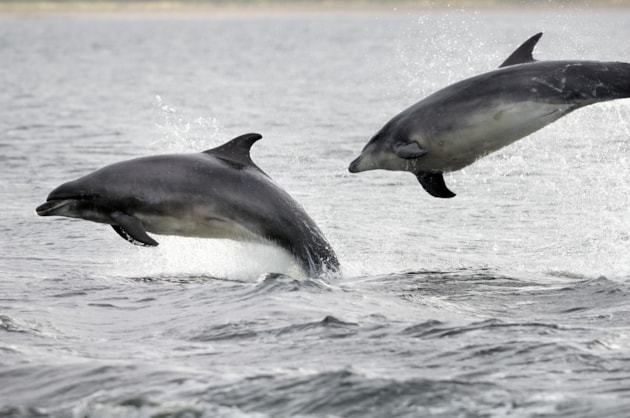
[2,6,630,417]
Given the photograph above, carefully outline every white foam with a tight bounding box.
[110,236,304,282]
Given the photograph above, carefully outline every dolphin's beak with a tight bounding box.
[348,156,362,173]
[37,179,92,216]
[36,199,75,216]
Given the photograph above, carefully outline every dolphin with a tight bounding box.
[36,133,339,277]
[348,33,630,198]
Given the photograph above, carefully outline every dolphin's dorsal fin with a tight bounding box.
[203,133,263,166]
[499,32,543,68]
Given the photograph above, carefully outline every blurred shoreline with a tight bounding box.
[2,0,630,16]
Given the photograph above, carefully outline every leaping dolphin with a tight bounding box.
[36,133,340,277]
[348,33,630,198]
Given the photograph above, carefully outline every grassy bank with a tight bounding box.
[2,0,630,14]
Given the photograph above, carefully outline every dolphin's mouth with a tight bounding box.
[36,199,75,216]
[348,155,376,173]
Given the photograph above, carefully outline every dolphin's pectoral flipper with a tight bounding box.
[499,32,543,68]
[393,141,428,159]
[415,172,456,198]
[110,212,158,247]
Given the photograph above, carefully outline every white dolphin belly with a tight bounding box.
[418,101,575,172]
[138,211,265,243]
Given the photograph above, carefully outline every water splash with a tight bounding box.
[395,9,490,101]
[151,95,223,153]
[109,236,304,282]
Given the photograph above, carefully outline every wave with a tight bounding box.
[196,369,507,418]
[189,314,358,343]
[402,318,570,339]
[251,273,334,294]
[0,314,45,335]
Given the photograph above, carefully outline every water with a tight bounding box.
[2,6,630,417]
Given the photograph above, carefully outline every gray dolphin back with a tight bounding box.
[202,134,340,276]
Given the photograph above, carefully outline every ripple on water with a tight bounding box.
[196,369,511,417]
[188,315,359,343]
[0,314,44,335]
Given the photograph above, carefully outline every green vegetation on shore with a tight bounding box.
[1,0,629,12]
[2,0,628,3]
